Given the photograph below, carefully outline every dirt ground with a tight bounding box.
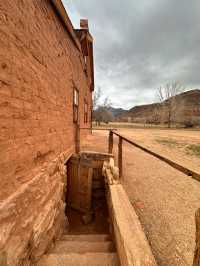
[118,128,200,174]
[82,129,200,266]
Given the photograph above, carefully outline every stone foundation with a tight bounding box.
[0,149,72,266]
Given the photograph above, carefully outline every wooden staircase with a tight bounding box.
[37,234,119,266]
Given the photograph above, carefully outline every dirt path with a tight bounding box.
[82,130,200,266]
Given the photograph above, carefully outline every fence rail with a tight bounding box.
[108,130,200,182]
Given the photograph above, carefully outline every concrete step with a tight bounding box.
[37,253,119,266]
[61,234,111,242]
[49,240,115,254]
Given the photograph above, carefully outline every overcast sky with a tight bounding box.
[63,0,200,109]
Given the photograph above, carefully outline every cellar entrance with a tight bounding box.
[40,152,119,266]
[65,152,113,234]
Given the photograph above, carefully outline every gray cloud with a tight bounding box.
[63,0,200,108]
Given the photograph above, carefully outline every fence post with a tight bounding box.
[193,208,200,266]
[108,130,113,154]
[118,136,123,178]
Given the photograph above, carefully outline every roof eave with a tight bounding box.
[50,0,81,51]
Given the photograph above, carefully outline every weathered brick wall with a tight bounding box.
[0,0,92,201]
[0,0,92,264]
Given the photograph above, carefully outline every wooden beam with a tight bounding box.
[118,137,123,178]
[193,208,200,266]
[108,130,113,154]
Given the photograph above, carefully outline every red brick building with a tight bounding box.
[0,1,94,264]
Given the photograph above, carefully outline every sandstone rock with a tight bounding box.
[0,150,70,265]
[30,184,67,263]
[111,167,119,180]
[0,222,16,248]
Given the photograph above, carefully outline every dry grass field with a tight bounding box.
[82,128,200,266]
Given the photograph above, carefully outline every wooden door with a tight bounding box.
[67,155,93,213]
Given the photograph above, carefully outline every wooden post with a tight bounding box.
[108,130,113,154]
[118,136,123,178]
[193,208,200,266]
[75,124,80,154]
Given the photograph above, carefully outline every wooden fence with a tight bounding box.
[107,129,200,265]
[108,130,200,182]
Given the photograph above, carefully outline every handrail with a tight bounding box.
[108,130,200,182]
[92,127,118,131]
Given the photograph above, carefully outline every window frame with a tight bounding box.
[73,88,79,123]
[84,99,88,123]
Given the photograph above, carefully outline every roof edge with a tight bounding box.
[50,0,81,51]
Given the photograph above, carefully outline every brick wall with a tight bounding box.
[0,0,92,201]
[0,1,93,264]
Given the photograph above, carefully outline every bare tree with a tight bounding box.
[157,82,185,128]
[92,87,113,125]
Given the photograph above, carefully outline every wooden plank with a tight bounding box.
[80,151,113,161]
[79,158,93,212]
[193,208,200,266]
[67,156,80,210]
[108,130,113,154]
[67,156,93,213]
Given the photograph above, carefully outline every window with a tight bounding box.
[73,88,79,123]
[84,99,88,123]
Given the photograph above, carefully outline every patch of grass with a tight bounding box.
[155,138,178,147]
[186,144,200,157]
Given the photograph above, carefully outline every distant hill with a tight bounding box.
[108,107,126,118]
[116,89,200,126]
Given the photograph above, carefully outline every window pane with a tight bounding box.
[74,89,79,106]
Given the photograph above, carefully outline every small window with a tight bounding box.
[74,88,79,106]
[73,88,79,123]
[84,100,88,123]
